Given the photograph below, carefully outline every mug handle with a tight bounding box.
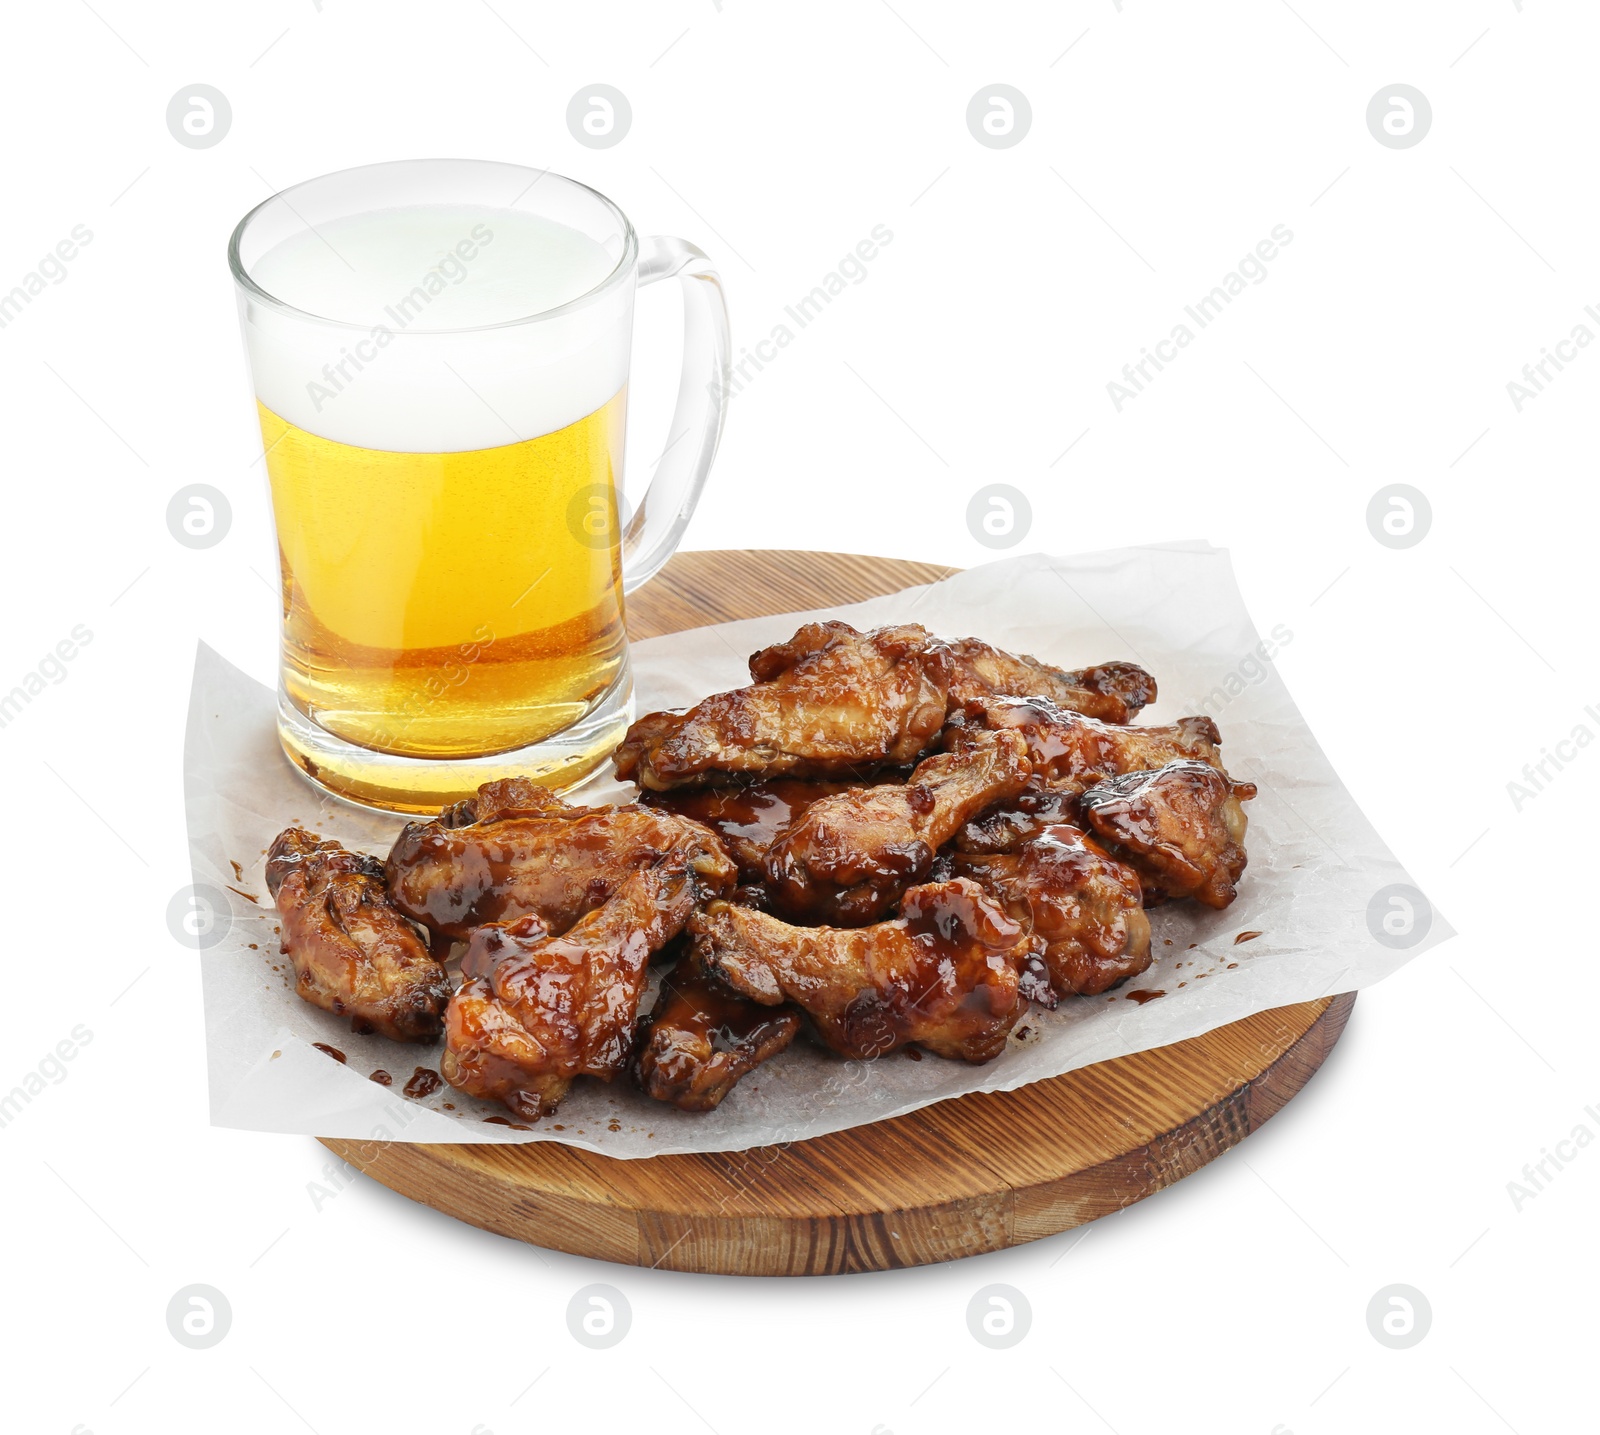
[621,235,732,594]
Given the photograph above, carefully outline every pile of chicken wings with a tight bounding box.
[265,621,1256,1123]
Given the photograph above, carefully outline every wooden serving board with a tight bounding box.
[323,550,1355,1276]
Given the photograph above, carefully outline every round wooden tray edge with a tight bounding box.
[320,992,1355,1275]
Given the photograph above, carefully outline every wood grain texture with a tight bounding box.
[322,549,1355,1276]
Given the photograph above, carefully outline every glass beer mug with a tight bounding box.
[228,159,729,812]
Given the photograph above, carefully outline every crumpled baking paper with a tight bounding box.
[184,541,1450,1158]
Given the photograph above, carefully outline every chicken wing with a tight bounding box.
[951,784,1083,854]
[266,828,449,1043]
[692,878,1049,1063]
[640,777,861,884]
[631,952,802,1111]
[614,620,1166,791]
[437,775,568,828]
[944,637,1156,723]
[386,779,736,940]
[1080,761,1256,910]
[614,622,952,790]
[948,825,1152,996]
[948,695,1223,794]
[762,729,1032,925]
[441,854,706,1118]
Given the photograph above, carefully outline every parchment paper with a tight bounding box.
[184,542,1450,1157]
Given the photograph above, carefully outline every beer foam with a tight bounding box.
[240,206,632,452]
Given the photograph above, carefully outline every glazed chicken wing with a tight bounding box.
[631,952,802,1112]
[441,854,707,1118]
[641,778,861,884]
[266,828,449,1043]
[386,778,735,941]
[944,638,1156,724]
[949,695,1223,794]
[435,775,571,828]
[692,878,1050,1063]
[951,785,1083,854]
[948,825,1152,997]
[1080,761,1256,910]
[763,729,1031,925]
[614,622,951,790]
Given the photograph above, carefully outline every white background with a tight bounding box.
[2,2,1595,1431]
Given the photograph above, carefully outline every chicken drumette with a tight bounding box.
[615,622,952,791]
[631,951,802,1112]
[943,637,1156,724]
[1080,761,1256,909]
[692,878,1052,1063]
[442,852,717,1118]
[947,695,1255,911]
[640,778,861,885]
[763,729,1031,925]
[614,622,1159,792]
[386,777,735,941]
[266,828,449,1042]
[946,824,1152,996]
[947,695,1224,793]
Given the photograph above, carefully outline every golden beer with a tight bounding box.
[263,391,628,761]
[231,161,731,810]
